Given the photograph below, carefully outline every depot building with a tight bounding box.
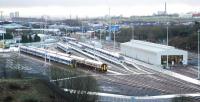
[121,40,188,66]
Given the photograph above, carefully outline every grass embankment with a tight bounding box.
[0,79,68,102]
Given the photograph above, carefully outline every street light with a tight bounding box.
[100,30,102,44]
[3,30,4,47]
[113,24,116,51]
[131,23,134,40]
[166,26,169,69]
[198,30,200,79]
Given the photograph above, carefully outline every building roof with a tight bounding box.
[121,40,186,54]
[0,30,6,34]
[0,23,24,29]
[31,29,60,32]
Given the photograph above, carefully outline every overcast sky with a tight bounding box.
[0,0,200,18]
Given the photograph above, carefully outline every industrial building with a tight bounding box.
[121,40,188,66]
[0,29,6,35]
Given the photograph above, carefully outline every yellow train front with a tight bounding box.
[99,63,107,72]
[74,57,108,73]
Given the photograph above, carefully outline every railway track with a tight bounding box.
[96,66,200,96]
[138,65,200,91]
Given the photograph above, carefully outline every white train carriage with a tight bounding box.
[57,43,71,54]
[56,43,108,72]
[20,46,46,58]
[83,48,122,65]
[78,42,124,61]
[59,42,97,60]
[63,37,77,42]
[68,41,84,49]
[20,46,76,68]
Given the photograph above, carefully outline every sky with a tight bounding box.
[0,0,200,18]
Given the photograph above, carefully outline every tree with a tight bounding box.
[34,34,41,42]
[28,35,33,42]
[172,96,199,102]
[21,35,29,43]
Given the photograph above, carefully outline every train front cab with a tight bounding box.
[100,64,107,72]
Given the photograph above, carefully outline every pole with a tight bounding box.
[132,23,134,40]
[82,21,83,34]
[198,30,200,79]
[100,18,102,44]
[93,43,95,59]
[3,29,4,48]
[109,8,111,41]
[114,27,115,51]
[167,26,169,68]
[45,49,47,65]
[90,32,91,44]
[100,30,102,44]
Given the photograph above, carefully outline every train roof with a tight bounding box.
[70,55,85,61]
[64,37,77,40]
[69,41,83,48]
[85,59,103,65]
[95,47,120,57]
[79,42,120,57]
[20,46,73,60]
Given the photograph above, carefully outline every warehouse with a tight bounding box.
[121,40,188,66]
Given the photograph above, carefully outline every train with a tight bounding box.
[66,41,124,64]
[57,43,107,72]
[63,37,77,42]
[20,45,107,72]
[57,42,71,54]
[62,36,124,65]
[20,46,76,68]
[79,42,124,61]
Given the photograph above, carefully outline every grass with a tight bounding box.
[0,78,68,102]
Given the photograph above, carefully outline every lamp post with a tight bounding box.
[2,28,5,48]
[166,26,169,69]
[198,30,200,79]
[3,31,4,47]
[109,8,111,41]
[114,25,116,51]
[132,23,134,40]
[100,30,102,44]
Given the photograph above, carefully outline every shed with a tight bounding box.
[121,40,188,66]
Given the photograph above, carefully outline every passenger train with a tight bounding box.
[62,36,124,64]
[20,46,76,68]
[20,45,107,72]
[63,37,77,42]
[66,41,124,64]
[57,43,107,72]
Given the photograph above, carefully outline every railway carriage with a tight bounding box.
[56,43,108,72]
[20,45,107,72]
[20,46,76,68]
[63,37,77,42]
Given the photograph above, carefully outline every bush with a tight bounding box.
[21,95,39,102]
[172,96,199,102]
[23,98,39,102]
[3,96,13,102]
[8,83,21,90]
